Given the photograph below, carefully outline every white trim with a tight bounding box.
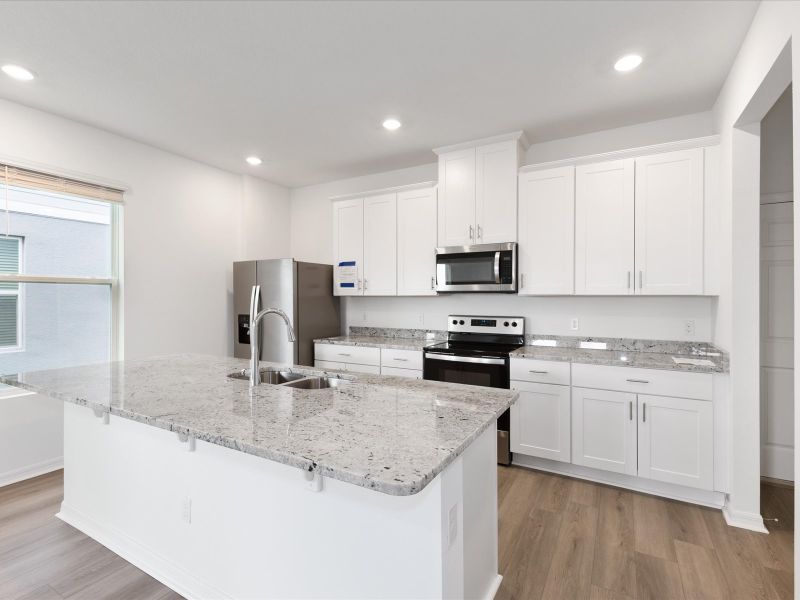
[722,502,768,533]
[0,274,113,285]
[484,574,503,600]
[111,203,124,361]
[512,454,726,508]
[57,503,228,600]
[518,135,721,173]
[329,180,436,202]
[0,457,63,488]
[433,130,529,155]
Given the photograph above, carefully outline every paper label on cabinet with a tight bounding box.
[337,261,357,288]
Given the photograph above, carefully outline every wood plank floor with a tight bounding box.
[0,468,793,599]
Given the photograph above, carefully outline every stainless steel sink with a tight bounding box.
[228,369,306,385]
[283,376,350,390]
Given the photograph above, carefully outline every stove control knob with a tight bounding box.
[452,319,458,325]
[459,320,465,325]
[512,321,518,327]
[504,321,510,327]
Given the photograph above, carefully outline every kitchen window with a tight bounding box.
[0,164,123,376]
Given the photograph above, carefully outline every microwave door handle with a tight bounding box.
[494,252,501,284]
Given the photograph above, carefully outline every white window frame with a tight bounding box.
[0,235,24,354]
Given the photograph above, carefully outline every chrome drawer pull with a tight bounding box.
[393,358,408,362]
[338,353,352,357]
[626,378,650,384]
[529,370,549,374]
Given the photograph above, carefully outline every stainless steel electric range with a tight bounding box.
[423,315,524,465]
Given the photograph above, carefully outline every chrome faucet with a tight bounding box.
[249,285,296,387]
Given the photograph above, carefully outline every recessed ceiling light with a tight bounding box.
[245,156,262,166]
[382,118,402,131]
[1,64,35,81]
[614,54,643,73]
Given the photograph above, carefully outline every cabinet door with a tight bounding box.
[575,159,634,295]
[511,381,571,462]
[363,193,397,296]
[476,140,518,244]
[637,394,713,490]
[518,166,575,294]
[332,198,364,296]
[437,148,476,246]
[635,148,704,295]
[572,387,637,475]
[397,187,437,296]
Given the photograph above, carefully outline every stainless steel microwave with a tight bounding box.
[435,242,517,293]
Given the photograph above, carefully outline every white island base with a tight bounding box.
[57,403,501,599]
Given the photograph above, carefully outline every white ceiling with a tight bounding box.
[0,1,758,188]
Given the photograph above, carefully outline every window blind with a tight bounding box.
[0,237,19,346]
[1,163,124,204]
[0,236,19,291]
[0,295,17,346]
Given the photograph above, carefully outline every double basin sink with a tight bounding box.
[228,368,350,390]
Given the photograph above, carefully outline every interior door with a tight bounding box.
[511,381,571,462]
[637,394,714,490]
[332,198,364,296]
[635,148,704,295]
[518,166,575,294]
[437,148,476,247]
[760,201,794,480]
[475,140,518,244]
[572,387,637,475]
[397,187,437,296]
[575,159,635,295]
[363,193,397,296]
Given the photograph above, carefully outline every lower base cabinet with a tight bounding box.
[380,366,422,379]
[510,381,571,463]
[571,387,637,476]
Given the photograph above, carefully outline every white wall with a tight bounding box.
[761,85,794,199]
[0,99,291,361]
[292,111,716,340]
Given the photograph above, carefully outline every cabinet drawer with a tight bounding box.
[381,366,422,379]
[572,363,712,401]
[314,344,380,366]
[510,358,570,385]
[381,348,423,370]
[344,363,380,375]
[315,360,345,371]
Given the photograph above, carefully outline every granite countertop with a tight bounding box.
[1,354,516,496]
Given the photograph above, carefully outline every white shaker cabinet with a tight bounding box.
[575,159,635,295]
[511,380,571,463]
[637,394,714,490]
[475,141,520,244]
[437,148,476,246]
[363,194,397,296]
[571,387,638,476]
[634,148,704,295]
[518,166,575,294]
[332,198,365,296]
[397,186,437,295]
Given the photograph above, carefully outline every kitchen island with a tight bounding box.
[2,354,517,600]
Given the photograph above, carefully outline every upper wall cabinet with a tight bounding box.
[397,186,437,296]
[332,198,365,296]
[634,148,704,295]
[435,132,527,247]
[575,159,635,295]
[518,166,575,295]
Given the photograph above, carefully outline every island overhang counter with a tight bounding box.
[2,354,517,600]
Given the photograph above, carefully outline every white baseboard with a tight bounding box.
[485,574,503,600]
[57,502,231,600]
[512,455,726,508]
[0,457,63,488]
[761,444,794,482]
[722,503,769,533]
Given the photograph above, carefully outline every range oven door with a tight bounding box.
[423,353,509,388]
[435,242,517,293]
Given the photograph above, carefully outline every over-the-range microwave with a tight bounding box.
[435,242,517,293]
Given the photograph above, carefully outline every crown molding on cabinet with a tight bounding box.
[329,181,437,202]
[518,135,721,174]
[432,130,530,155]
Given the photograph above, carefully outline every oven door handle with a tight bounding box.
[425,354,506,365]
[494,251,501,284]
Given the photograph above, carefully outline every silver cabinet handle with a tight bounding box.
[364,279,368,291]
[629,400,633,421]
[627,271,631,289]
[477,224,482,240]
[529,370,548,374]
[357,279,362,290]
[338,352,351,357]
[642,402,647,422]
[393,358,408,362]
[639,270,643,289]
[626,378,650,384]
[431,276,435,290]
[469,225,474,241]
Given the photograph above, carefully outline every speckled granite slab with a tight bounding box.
[1,355,516,496]
[511,346,727,373]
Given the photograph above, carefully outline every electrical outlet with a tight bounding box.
[570,318,579,331]
[181,497,192,524]
[684,319,696,336]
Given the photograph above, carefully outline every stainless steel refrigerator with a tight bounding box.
[233,259,340,366]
